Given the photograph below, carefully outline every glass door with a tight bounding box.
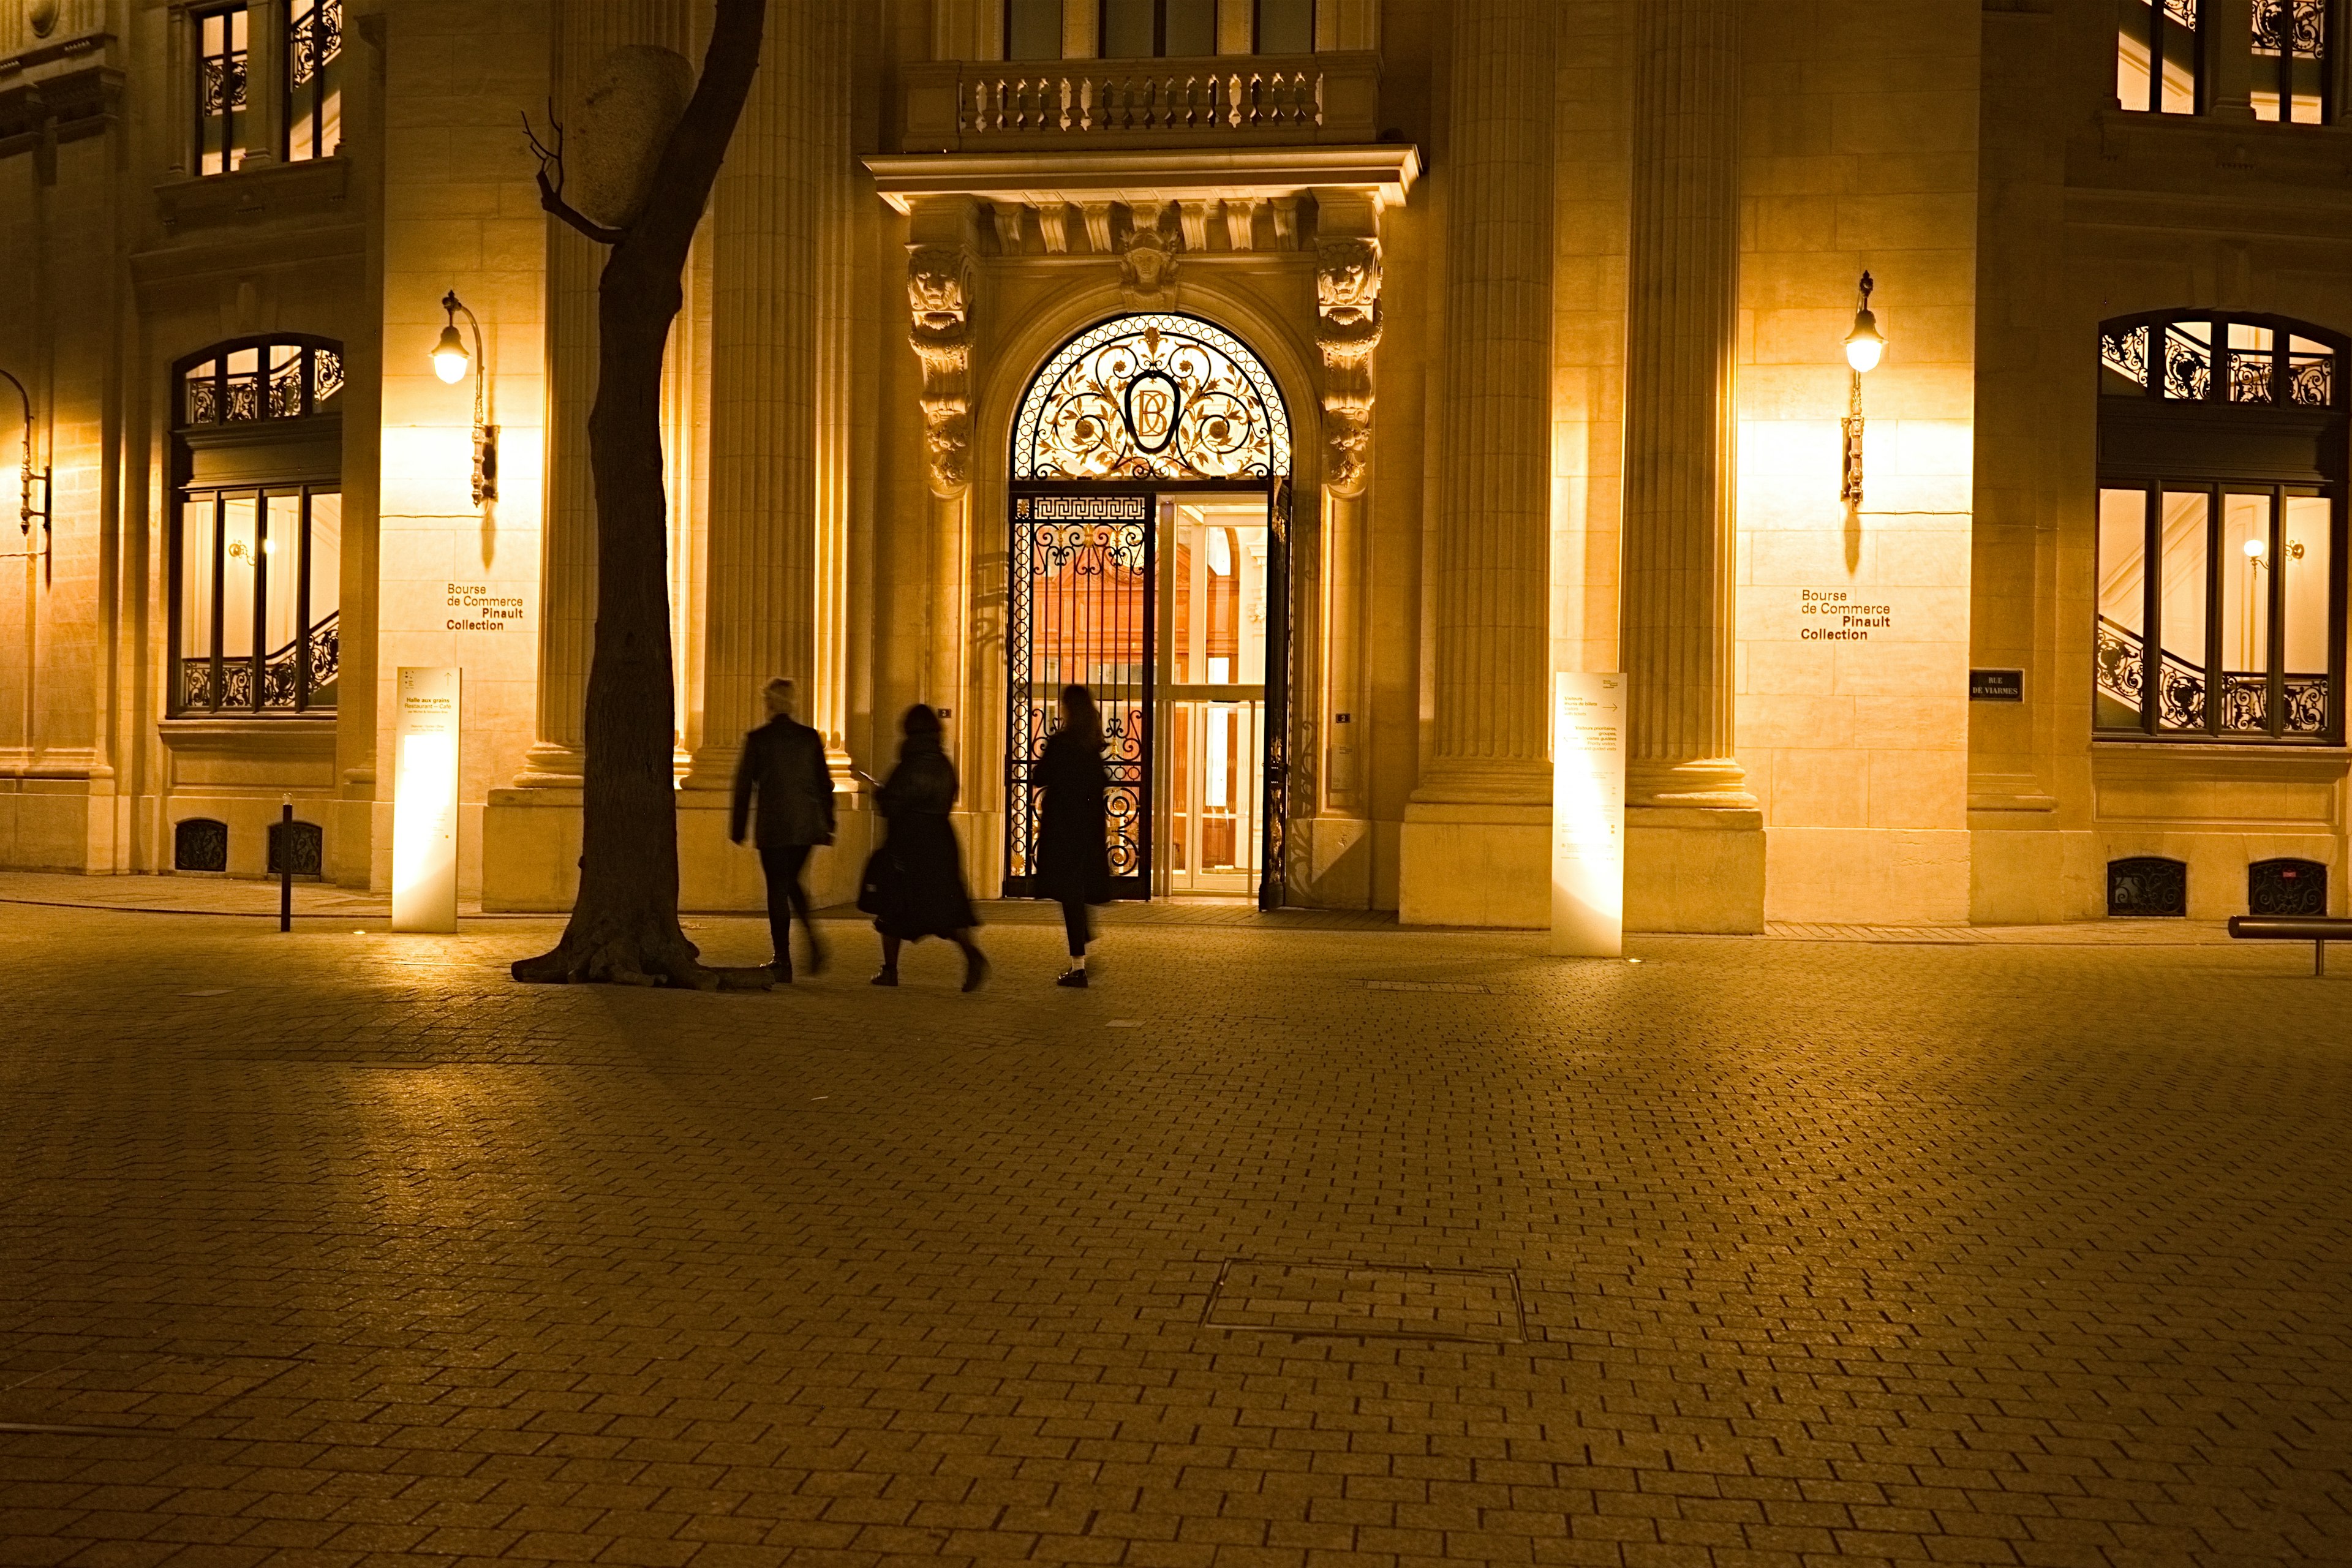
[1157,499,1268,895]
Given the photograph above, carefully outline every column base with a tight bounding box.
[1397,802,1550,928]
[481,786,583,912]
[510,743,586,790]
[1627,805,1765,933]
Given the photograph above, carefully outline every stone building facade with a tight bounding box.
[1,0,2346,928]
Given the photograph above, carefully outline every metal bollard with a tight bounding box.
[279,797,293,933]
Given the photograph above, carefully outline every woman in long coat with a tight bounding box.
[1036,684,1112,988]
[864,704,989,991]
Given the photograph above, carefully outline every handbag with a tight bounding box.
[855,846,892,916]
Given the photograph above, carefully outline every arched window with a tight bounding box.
[171,337,344,715]
[1012,312,1291,482]
[2095,311,2346,742]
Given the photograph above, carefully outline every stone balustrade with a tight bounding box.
[900,51,1380,152]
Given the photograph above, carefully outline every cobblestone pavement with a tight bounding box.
[2,900,2348,1567]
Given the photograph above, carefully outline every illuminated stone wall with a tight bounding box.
[369,0,550,898]
[1733,2,1980,925]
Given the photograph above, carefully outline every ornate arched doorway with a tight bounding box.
[1003,312,1295,908]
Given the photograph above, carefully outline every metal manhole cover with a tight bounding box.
[1203,1260,1526,1344]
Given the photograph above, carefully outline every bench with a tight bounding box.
[2226,915,2352,975]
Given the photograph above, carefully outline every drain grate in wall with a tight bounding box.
[1203,1260,1526,1344]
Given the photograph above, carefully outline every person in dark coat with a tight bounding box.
[729,677,836,980]
[862,703,988,991]
[1036,684,1112,988]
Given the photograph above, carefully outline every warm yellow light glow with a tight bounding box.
[431,325,469,385]
[2244,536,2267,559]
[1844,310,1885,372]
[391,666,461,934]
[1550,671,1626,959]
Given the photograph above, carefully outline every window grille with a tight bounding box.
[174,818,230,873]
[195,5,251,175]
[287,0,344,161]
[2095,313,2347,744]
[2108,857,2188,917]
[2253,0,2330,123]
[2117,0,2200,115]
[172,339,345,717]
[181,341,343,427]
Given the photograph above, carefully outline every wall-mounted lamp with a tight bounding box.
[0,366,52,573]
[432,290,497,505]
[1841,271,1883,505]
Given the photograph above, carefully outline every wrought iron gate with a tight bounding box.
[1258,478,1291,912]
[1004,491,1156,898]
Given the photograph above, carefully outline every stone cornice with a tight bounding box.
[863,145,1421,214]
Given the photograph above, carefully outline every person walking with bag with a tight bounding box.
[861,703,989,991]
[1036,684,1112,988]
[729,677,836,981]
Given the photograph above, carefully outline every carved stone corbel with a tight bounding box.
[1119,202,1180,304]
[907,243,975,498]
[1314,235,1384,497]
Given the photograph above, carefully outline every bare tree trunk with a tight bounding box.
[515,0,769,987]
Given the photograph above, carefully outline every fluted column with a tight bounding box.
[1621,0,1751,809]
[1419,0,1556,805]
[684,0,827,785]
[514,0,691,788]
[809,0,855,766]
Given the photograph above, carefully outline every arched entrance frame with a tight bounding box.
[960,279,1329,906]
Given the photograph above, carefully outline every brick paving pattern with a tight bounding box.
[1,891,2348,1565]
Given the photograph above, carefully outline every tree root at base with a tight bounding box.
[511,927,773,991]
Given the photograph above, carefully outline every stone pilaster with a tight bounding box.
[1396,0,1555,927]
[1302,190,1383,903]
[1619,0,1763,931]
[241,0,285,167]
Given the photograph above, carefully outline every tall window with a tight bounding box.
[172,341,344,715]
[287,0,344,160]
[1255,0,1314,53]
[1102,0,1219,58]
[2117,0,2200,115]
[1010,0,1317,59]
[195,5,249,175]
[2253,0,2330,123]
[2096,313,2345,742]
[1007,0,1063,59]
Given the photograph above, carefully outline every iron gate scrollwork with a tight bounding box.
[1005,492,1156,898]
[1259,478,1292,912]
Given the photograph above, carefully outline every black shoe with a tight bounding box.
[805,938,827,978]
[1057,968,1088,988]
[961,949,990,993]
[768,961,793,984]
[870,967,898,987]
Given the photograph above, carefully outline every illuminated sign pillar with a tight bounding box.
[393,666,462,933]
[1550,672,1625,957]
